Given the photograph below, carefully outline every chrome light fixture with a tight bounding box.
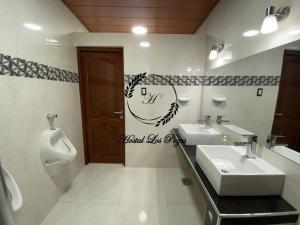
[261,2,290,34]
[261,6,278,34]
[209,45,218,60]
[209,43,224,60]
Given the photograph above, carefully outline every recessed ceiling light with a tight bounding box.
[132,26,147,35]
[243,30,259,37]
[187,67,192,72]
[139,211,148,222]
[24,23,42,31]
[289,29,300,35]
[139,41,151,48]
[45,38,59,43]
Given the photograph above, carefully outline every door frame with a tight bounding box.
[274,50,300,116]
[271,49,300,148]
[77,47,125,165]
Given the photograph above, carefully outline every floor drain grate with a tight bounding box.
[181,178,193,186]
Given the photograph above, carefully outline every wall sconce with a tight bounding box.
[209,43,224,60]
[261,3,290,34]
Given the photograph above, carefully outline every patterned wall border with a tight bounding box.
[125,74,281,86]
[0,53,280,86]
[0,53,79,83]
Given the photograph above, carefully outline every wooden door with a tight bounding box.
[78,47,125,164]
[272,50,300,152]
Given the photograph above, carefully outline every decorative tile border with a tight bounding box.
[125,74,203,86]
[0,53,79,83]
[0,54,280,87]
[125,74,280,86]
[203,75,280,86]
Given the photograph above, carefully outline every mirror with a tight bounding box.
[203,39,300,164]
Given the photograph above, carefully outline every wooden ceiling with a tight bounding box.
[62,0,219,34]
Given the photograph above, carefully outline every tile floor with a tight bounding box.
[41,164,206,225]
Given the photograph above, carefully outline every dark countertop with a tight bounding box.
[172,129,299,219]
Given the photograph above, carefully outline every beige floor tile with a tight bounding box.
[161,168,203,205]
[40,203,69,225]
[120,168,167,204]
[59,167,91,202]
[113,204,170,225]
[168,205,204,225]
[72,171,126,203]
[55,203,118,225]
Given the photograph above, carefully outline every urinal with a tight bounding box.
[1,165,23,211]
[40,128,77,176]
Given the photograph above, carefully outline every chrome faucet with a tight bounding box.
[245,135,257,158]
[234,135,258,158]
[47,114,58,130]
[216,115,230,125]
[199,115,211,129]
[265,134,286,149]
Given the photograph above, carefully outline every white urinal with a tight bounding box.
[1,165,23,211]
[40,128,77,176]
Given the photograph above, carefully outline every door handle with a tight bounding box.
[114,111,123,115]
[272,134,285,139]
[114,111,123,119]
[275,113,284,116]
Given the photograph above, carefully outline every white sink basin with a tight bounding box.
[196,145,285,196]
[178,124,223,145]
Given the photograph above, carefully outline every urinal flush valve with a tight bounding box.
[47,114,58,130]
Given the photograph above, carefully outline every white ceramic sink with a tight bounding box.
[196,145,285,196]
[178,124,223,145]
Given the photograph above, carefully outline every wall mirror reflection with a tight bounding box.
[203,39,300,165]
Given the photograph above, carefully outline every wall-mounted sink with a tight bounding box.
[196,145,285,196]
[178,124,223,145]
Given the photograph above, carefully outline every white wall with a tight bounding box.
[72,33,205,75]
[197,0,300,70]
[72,32,206,167]
[0,1,87,225]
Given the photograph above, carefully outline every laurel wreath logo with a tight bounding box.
[125,73,179,127]
[125,73,146,98]
[155,102,179,127]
